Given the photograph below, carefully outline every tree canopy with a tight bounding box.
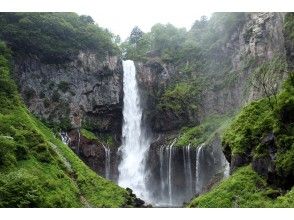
[0,12,119,63]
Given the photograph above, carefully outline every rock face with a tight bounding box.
[12,51,123,179]
[201,12,286,118]
[13,52,123,134]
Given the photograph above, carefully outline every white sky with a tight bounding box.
[78,1,212,40]
[2,0,294,40]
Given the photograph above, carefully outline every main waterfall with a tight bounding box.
[118,60,151,201]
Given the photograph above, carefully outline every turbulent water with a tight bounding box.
[118,60,151,201]
[116,59,230,207]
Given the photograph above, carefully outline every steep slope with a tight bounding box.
[0,12,124,180]
[0,42,138,207]
[188,166,294,208]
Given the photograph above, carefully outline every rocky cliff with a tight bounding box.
[12,51,123,178]
[136,12,287,133]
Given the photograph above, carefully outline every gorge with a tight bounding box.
[0,12,293,208]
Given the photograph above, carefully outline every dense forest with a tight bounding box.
[0,12,293,207]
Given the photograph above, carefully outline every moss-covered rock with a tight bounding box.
[188,166,294,208]
[222,75,294,188]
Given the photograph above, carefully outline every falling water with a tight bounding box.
[195,143,205,194]
[183,144,193,197]
[157,139,177,206]
[118,60,151,201]
[167,141,174,205]
[77,129,81,153]
[102,144,111,179]
[159,145,165,199]
[224,160,230,178]
[60,132,71,145]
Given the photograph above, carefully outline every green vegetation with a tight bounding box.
[188,166,294,208]
[249,56,287,110]
[222,75,294,174]
[284,12,294,42]
[0,13,119,63]
[122,13,247,126]
[188,74,293,208]
[175,115,231,147]
[157,81,200,114]
[80,128,115,148]
[122,13,245,73]
[80,129,97,141]
[0,41,132,207]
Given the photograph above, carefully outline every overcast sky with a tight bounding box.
[78,0,211,40]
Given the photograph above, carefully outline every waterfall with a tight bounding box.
[60,132,71,145]
[118,60,151,201]
[102,144,111,180]
[159,145,165,199]
[195,143,205,194]
[167,141,174,205]
[224,160,230,178]
[183,144,193,198]
[77,129,81,153]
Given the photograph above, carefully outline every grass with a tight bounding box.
[175,114,231,147]
[80,128,116,148]
[0,41,132,207]
[188,165,294,208]
[81,129,98,141]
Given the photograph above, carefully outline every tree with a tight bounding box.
[129,26,144,45]
[250,57,287,110]
[79,15,95,24]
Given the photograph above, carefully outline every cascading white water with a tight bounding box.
[60,132,71,145]
[195,143,205,194]
[224,160,230,178]
[167,141,174,205]
[183,144,193,197]
[102,144,111,180]
[159,145,165,199]
[118,60,151,201]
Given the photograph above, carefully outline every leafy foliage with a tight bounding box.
[0,12,119,63]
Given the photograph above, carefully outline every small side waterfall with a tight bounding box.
[118,60,151,201]
[60,132,71,145]
[157,139,177,206]
[183,144,193,197]
[102,144,111,180]
[224,159,230,178]
[159,145,165,199]
[77,129,81,153]
[195,143,205,194]
[167,140,175,205]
